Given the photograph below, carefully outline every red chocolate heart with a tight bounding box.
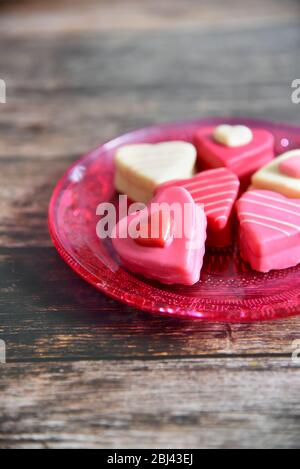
[195,126,274,188]
[135,209,172,248]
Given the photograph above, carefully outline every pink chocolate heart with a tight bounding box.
[236,189,300,272]
[112,187,207,285]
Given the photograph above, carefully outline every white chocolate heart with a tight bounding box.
[213,125,253,147]
[279,154,300,179]
[252,149,300,198]
[114,141,197,203]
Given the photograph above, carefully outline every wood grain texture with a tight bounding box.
[1,0,300,449]
[1,358,300,449]
[0,0,299,36]
[0,19,300,162]
[1,248,300,362]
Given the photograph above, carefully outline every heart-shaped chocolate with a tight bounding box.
[237,189,300,272]
[252,149,300,198]
[112,187,207,285]
[156,168,240,247]
[114,141,197,204]
[280,155,300,178]
[195,126,274,185]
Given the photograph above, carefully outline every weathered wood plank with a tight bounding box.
[0,248,300,362]
[0,22,299,161]
[0,0,299,35]
[0,157,76,247]
[0,358,300,449]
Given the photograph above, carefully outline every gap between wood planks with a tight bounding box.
[2,353,296,365]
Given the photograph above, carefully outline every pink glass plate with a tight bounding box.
[49,118,300,322]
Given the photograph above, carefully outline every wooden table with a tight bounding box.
[1,0,300,449]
